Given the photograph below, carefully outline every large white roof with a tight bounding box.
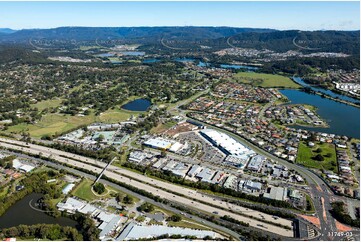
[117,223,215,241]
[200,129,255,157]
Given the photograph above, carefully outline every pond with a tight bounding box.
[280,89,360,138]
[122,98,152,111]
[0,193,77,229]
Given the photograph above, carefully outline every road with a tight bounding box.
[0,149,241,240]
[0,137,294,237]
[184,118,360,241]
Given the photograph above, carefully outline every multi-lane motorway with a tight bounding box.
[0,137,294,237]
[185,118,360,241]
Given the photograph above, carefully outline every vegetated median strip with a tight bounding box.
[0,138,294,230]
[58,152,292,229]
[0,141,293,236]
[0,147,241,241]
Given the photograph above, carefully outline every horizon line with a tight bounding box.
[2,26,360,32]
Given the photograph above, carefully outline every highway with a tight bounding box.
[0,149,241,240]
[185,118,361,241]
[0,137,294,237]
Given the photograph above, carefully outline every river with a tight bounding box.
[280,89,360,138]
[0,193,77,229]
[292,77,360,104]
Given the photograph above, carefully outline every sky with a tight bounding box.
[0,1,359,30]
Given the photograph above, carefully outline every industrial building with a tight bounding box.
[143,138,172,150]
[57,197,124,240]
[128,151,151,163]
[200,129,255,160]
[263,186,288,201]
[247,155,265,172]
[196,168,216,183]
[187,165,202,178]
[143,137,185,153]
[12,159,35,173]
[117,222,216,240]
[224,155,249,168]
[62,183,75,194]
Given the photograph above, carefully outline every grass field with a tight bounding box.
[234,72,301,88]
[150,121,177,134]
[296,141,337,172]
[6,113,97,138]
[31,99,63,111]
[168,220,211,230]
[99,107,139,123]
[71,178,138,203]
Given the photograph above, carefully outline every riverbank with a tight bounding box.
[291,77,359,108]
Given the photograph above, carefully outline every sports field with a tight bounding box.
[234,72,301,88]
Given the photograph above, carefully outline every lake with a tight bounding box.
[121,51,145,56]
[197,61,259,70]
[0,193,77,229]
[293,77,360,104]
[122,98,152,111]
[280,89,360,138]
[143,59,160,63]
[97,53,115,57]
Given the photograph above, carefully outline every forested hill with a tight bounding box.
[0,26,275,42]
[0,27,359,55]
[226,30,360,54]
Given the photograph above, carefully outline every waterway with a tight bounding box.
[143,59,160,63]
[122,98,152,111]
[280,89,360,138]
[121,51,145,56]
[0,193,77,229]
[292,77,360,104]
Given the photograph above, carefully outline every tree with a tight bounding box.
[96,134,105,142]
[313,154,324,161]
[93,183,105,194]
[116,193,123,203]
[137,202,154,213]
[123,195,134,204]
[168,214,182,222]
[315,148,323,153]
[160,150,167,158]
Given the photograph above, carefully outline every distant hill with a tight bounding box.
[225,30,360,54]
[0,45,47,64]
[0,28,17,34]
[0,26,275,42]
[0,27,358,55]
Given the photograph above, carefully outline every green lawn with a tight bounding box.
[168,220,211,230]
[98,107,139,123]
[71,178,139,203]
[6,113,97,138]
[234,72,301,88]
[296,141,337,172]
[71,179,98,201]
[31,99,63,111]
[150,121,177,134]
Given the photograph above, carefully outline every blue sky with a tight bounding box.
[0,1,359,30]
